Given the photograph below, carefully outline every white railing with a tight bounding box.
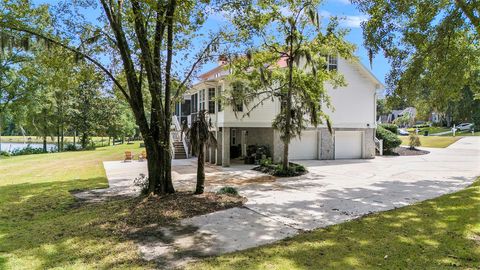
[172,115,181,131]
[171,116,189,158]
[374,137,383,156]
[169,133,175,159]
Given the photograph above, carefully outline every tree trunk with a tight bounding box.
[195,144,205,194]
[43,136,47,153]
[282,24,295,171]
[81,133,88,149]
[61,124,64,151]
[144,135,175,195]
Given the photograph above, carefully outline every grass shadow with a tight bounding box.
[0,177,151,269]
[187,180,480,269]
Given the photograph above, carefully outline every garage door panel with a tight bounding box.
[335,131,362,159]
[289,131,317,160]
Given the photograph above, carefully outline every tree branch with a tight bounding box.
[2,24,130,100]
[454,0,480,36]
[175,34,221,99]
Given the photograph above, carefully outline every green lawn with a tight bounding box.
[400,136,461,148]
[188,179,480,269]
[2,141,479,269]
[0,143,153,269]
[406,126,451,134]
[450,131,480,137]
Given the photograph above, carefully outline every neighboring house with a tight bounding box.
[430,112,441,124]
[173,56,384,166]
[378,107,417,124]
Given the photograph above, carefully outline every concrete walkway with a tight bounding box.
[95,137,480,267]
[73,159,272,202]
[431,130,453,136]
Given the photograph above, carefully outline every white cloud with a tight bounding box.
[319,10,332,18]
[319,10,367,28]
[342,15,368,28]
[334,0,352,4]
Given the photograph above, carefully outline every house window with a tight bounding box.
[199,89,205,111]
[208,88,215,113]
[328,55,338,71]
[191,93,198,113]
[174,102,180,116]
[232,85,243,112]
[217,86,223,111]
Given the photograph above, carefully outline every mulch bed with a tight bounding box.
[253,162,308,177]
[124,192,246,227]
[99,192,246,235]
[388,147,430,156]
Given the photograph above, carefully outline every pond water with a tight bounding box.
[0,142,57,153]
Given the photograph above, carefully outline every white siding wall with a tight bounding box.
[191,59,379,129]
[323,58,377,129]
[219,81,280,128]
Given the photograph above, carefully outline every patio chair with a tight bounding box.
[124,151,134,162]
[138,151,147,162]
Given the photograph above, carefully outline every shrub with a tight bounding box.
[84,143,96,151]
[413,123,430,128]
[133,173,149,195]
[409,134,421,149]
[253,162,308,177]
[0,151,10,157]
[376,126,401,153]
[259,157,272,166]
[11,145,45,156]
[64,143,78,151]
[274,163,307,177]
[380,123,399,134]
[217,186,239,196]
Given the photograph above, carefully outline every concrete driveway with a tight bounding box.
[138,137,480,267]
[241,136,480,230]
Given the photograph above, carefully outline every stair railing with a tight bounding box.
[374,137,383,156]
[171,116,189,159]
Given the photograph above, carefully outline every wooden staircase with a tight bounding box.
[173,141,188,159]
[171,116,189,159]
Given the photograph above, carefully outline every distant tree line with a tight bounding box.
[0,40,137,152]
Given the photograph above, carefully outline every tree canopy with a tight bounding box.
[353,0,480,122]
[1,0,231,194]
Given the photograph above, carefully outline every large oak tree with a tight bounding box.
[1,0,225,194]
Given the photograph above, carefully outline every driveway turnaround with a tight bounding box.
[102,137,480,267]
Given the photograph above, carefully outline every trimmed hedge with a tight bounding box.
[379,123,399,134]
[376,126,401,153]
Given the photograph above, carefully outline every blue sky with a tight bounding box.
[319,0,390,84]
[202,0,390,84]
[33,0,390,85]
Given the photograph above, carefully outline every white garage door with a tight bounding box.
[289,130,317,160]
[335,131,362,159]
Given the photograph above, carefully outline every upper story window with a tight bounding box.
[327,55,338,71]
[217,86,223,112]
[208,88,215,113]
[199,89,205,110]
[232,85,243,112]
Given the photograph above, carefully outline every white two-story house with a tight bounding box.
[173,56,383,166]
